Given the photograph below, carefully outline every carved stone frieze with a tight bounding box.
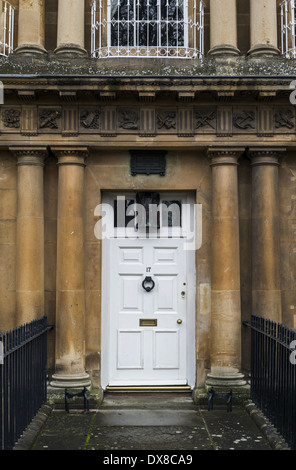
[0,104,295,138]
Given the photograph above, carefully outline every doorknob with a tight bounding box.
[181,291,186,298]
[177,319,182,325]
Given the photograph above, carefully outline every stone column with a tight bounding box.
[249,148,285,323]
[50,147,91,388]
[55,0,86,56]
[249,0,279,56]
[206,148,246,388]
[10,147,47,326]
[15,0,46,54]
[209,0,240,56]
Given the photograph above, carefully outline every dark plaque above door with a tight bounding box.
[130,150,166,176]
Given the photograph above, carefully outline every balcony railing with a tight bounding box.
[91,0,204,59]
[281,0,296,58]
[0,0,14,57]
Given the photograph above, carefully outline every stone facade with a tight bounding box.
[0,0,296,394]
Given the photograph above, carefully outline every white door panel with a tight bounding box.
[153,275,178,313]
[108,237,187,385]
[117,330,144,369]
[153,330,180,370]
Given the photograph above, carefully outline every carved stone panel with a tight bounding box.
[194,107,216,133]
[274,108,295,133]
[118,109,139,132]
[156,110,177,132]
[1,107,21,132]
[39,107,62,132]
[233,107,257,133]
[79,108,100,132]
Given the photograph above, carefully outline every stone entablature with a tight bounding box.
[1,104,296,139]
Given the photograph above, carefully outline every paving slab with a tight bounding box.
[30,392,275,451]
[86,424,213,451]
[93,409,202,426]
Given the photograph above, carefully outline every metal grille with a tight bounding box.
[281,0,296,58]
[91,0,204,59]
[0,0,14,57]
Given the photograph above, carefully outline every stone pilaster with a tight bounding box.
[248,0,280,56]
[208,0,240,56]
[15,0,46,54]
[206,148,246,388]
[249,148,285,323]
[10,147,47,325]
[50,147,91,388]
[55,0,86,56]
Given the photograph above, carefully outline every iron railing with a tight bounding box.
[0,316,49,450]
[0,0,14,57]
[245,315,296,450]
[91,0,204,59]
[281,0,296,58]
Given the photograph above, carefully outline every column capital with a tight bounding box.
[51,147,89,167]
[248,147,286,166]
[207,147,245,166]
[10,146,48,166]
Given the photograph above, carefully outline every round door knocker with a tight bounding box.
[142,276,155,292]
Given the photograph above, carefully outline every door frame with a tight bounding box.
[100,191,196,390]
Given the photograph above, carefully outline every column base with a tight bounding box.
[50,372,91,389]
[15,44,47,55]
[208,44,240,57]
[206,371,247,388]
[248,44,280,57]
[54,44,87,57]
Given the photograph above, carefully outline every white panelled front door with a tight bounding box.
[101,193,196,388]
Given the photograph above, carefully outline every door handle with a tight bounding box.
[177,319,183,325]
[181,291,186,298]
